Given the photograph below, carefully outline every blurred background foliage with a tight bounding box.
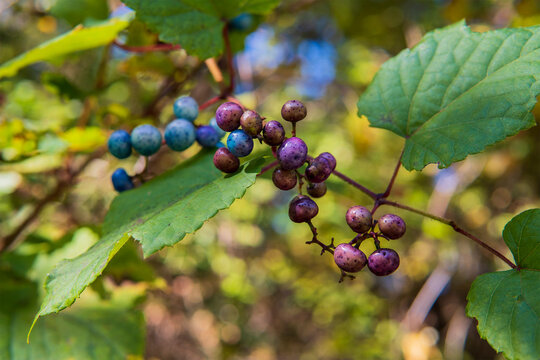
[1,0,539,359]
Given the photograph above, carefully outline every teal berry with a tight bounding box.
[107,129,132,159]
[196,125,220,148]
[209,117,226,139]
[131,124,162,156]
[227,129,253,157]
[111,168,134,192]
[164,119,196,151]
[173,95,199,122]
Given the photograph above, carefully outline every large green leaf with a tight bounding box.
[33,152,264,325]
[0,17,130,80]
[122,0,280,59]
[467,209,540,360]
[357,22,540,171]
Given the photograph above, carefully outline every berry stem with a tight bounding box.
[378,199,517,269]
[199,96,222,111]
[305,220,335,255]
[257,160,279,177]
[112,40,181,53]
[292,122,296,137]
[379,149,403,199]
[296,170,305,194]
[331,169,378,200]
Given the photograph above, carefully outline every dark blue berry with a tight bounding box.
[196,125,220,148]
[229,13,254,31]
[131,124,162,156]
[107,130,132,159]
[173,96,199,122]
[164,119,196,151]
[111,168,134,192]
[210,117,226,139]
[227,129,254,157]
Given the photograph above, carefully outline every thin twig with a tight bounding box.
[380,149,403,198]
[113,40,181,53]
[331,169,377,200]
[222,25,235,94]
[257,161,278,177]
[199,96,221,111]
[305,220,335,255]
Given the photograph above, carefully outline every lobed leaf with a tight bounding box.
[357,21,540,170]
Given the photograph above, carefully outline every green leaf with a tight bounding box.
[357,22,540,171]
[50,0,109,26]
[0,18,130,80]
[122,0,280,59]
[466,209,540,360]
[33,152,265,325]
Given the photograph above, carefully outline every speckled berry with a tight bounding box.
[272,168,297,190]
[107,130,132,159]
[368,248,400,276]
[227,129,254,157]
[307,182,327,198]
[288,195,318,223]
[346,206,372,233]
[216,102,243,131]
[277,137,308,170]
[262,120,285,146]
[334,243,367,273]
[173,95,199,122]
[319,152,336,171]
[131,124,162,156]
[305,157,332,183]
[281,100,307,123]
[378,214,406,239]
[164,119,196,151]
[209,117,226,139]
[111,168,134,192]
[213,147,240,173]
[196,125,220,148]
[240,110,263,137]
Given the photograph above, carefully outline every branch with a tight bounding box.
[113,41,181,53]
[257,160,278,177]
[305,220,335,255]
[378,199,517,269]
[380,149,403,198]
[331,169,377,200]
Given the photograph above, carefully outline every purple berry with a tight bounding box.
[272,168,297,190]
[307,182,327,198]
[305,157,332,183]
[216,102,243,132]
[277,137,308,170]
[213,147,240,173]
[240,110,263,137]
[367,248,400,276]
[288,195,318,223]
[334,243,367,273]
[319,152,336,171]
[281,100,307,123]
[346,206,372,233]
[262,120,285,146]
[378,214,406,239]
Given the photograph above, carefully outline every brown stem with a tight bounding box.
[291,122,296,137]
[305,220,335,255]
[380,149,403,198]
[222,25,235,94]
[331,169,377,200]
[378,199,517,269]
[199,96,221,111]
[257,161,278,177]
[113,40,181,53]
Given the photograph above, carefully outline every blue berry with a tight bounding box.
[227,129,253,157]
[111,168,134,192]
[229,13,254,31]
[107,130,132,159]
[173,96,199,122]
[131,124,162,156]
[209,117,226,139]
[164,119,196,151]
[196,125,220,148]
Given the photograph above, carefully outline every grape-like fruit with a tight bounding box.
[229,13,254,31]
[209,117,226,139]
[107,130,132,159]
[346,206,372,233]
[196,125,220,148]
[307,182,327,198]
[111,168,134,192]
[367,248,400,276]
[305,157,332,183]
[240,110,263,137]
[319,152,336,171]
[378,214,406,239]
[281,100,307,123]
[334,243,367,273]
[227,129,254,157]
[131,124,162,156]
[288,195,319,223]
[213,147,240,173]
[262,120,285,146]
[164,119,196,151]
[277,137,308,170]
[272,168,297,190]
[216,102,243,131]
[173,95,199,122]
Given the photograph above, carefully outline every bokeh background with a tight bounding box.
[1,0,540,359]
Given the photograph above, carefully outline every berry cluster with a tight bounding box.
[107,96,225,192]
